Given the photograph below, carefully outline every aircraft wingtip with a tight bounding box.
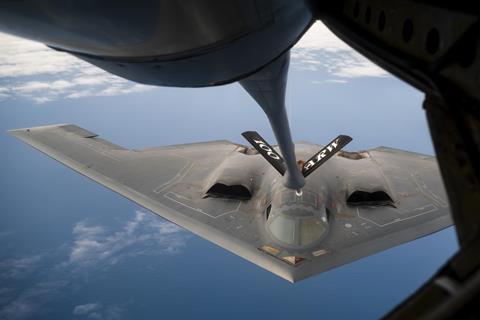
[7,124,71,135]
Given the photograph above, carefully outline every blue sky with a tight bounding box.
[0,22,458,320]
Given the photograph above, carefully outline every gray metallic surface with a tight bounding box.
[9,124,453,282]
[240,52,305,190]
[0,0,313,87]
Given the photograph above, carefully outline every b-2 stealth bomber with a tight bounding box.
[10,125,451,282]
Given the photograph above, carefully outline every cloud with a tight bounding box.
[73,303,101,315]
[0,21,387,103]
[294,22,352,52]
[291,22,389,80]
[0,254,44,280]
[0,32,153,103]
[0,288,14,305]
[0,35,83,78]
[312,79,348,84]
[0,211,188,320]
[0,230,14,238]
[0,280,68,320]
[68,211,188,269]
[73,303,124,320]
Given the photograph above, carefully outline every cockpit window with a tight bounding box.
[266,189,328,247]
[269,215,295,245]
[300,218,327,246]
[279,190,317,207]
[300,191,317,207]
[280,191,296,206]
[267,208,328,247]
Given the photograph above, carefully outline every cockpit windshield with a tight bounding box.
[269,215,296,245]
[300,217,327,246]
[266,200,329,247]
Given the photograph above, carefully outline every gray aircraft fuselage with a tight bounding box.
[10,124,452,281]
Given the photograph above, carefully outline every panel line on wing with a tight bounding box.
[410,173,449,207]
[164,191,241,218]
[356,204,438,227]
[77,138,123,161]
[153,162,194,194]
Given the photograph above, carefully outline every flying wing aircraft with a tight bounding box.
[2,1,479,315]
[10,124,452,282]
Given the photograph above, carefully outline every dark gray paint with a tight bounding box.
[9,124,452,282]
[240,52,305,191]
[0,0,313,87]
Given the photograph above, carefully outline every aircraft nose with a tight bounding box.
[265,188,329,248]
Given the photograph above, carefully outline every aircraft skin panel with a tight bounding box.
[9,124,453,282]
